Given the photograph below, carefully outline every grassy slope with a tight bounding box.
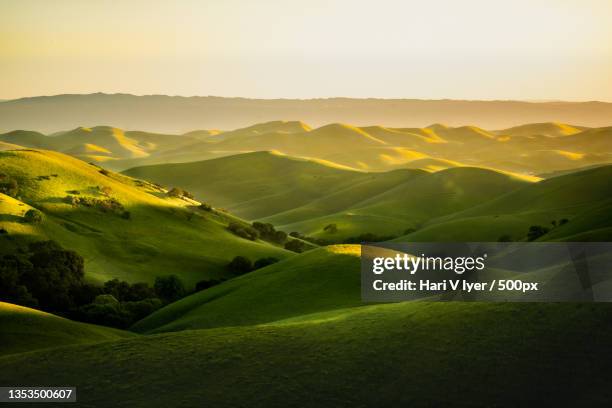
[280,167,532,240]
[2,302,612,407]
[397,165,612,242]
[124,151,378,219]
[0,301,134,356]
[0,149,290,286]
[132,245,361,333]
[124,153,531,241]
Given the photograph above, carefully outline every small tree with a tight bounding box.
[24,209,43,224]
[167,187,183,198]
[497,234,512,242]
[228,256,253,275]
[324,223,338,234]
[254,257,280,270]
[285,239,305,253]
[154,275,186,303]
[0,174,18,197]
[527,225,550,241]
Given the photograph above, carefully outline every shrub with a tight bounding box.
[121,211,131,220]
[167,187,194,200]
[228,256,253,275]
[323,223,338,234]
[195,279,224,292]
[23,209,43,224]
[497,235,512,242]
[199,203,213,211]
[99,186,113,197]
[527,225,550,241]
[0,174,18,197]
[99,169,110,176]
[154,275,186,303]
[254,257,280,270]
[559,218,569,226]
[285,239,305,253]
[252,222,287,244]
[228,222,259,241]
[344,233,395,243]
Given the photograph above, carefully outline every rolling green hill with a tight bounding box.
[2,302,612,407]
[132,245,362,333]
[0,301,134,356]
[396,165,612,242]
[4,121,611,175]
[124,153,533,241]
[277,167,532,240]
[0,149,290,286]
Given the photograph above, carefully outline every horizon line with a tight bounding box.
[2,92,611,104]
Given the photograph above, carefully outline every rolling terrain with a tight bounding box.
[3,120,611,176]
[0,149,289,286]
[1,300,612,407]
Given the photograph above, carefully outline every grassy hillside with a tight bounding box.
[0,301,134,356]
[2,302,612,407]
[132,245,361,333]
[397,165,612,242]
[124,151,376,219]
[124,152,534,241]
[271,167,532,240]
[0,149,290,286]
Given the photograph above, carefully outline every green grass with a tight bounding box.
[278,167,531,240]
[395,165,612,242]
[2,302,612,407]
[0,301,135,356]
[132,245,362,333]
[0,149,291,287]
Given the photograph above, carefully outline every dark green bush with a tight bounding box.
[228,256,253,275]
[23,209,43,224]
[154,275,186,303]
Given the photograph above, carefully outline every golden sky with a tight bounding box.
[1,0,611,100]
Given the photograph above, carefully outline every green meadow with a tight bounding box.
[1,119,611,406]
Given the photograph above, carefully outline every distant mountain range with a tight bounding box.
[1,93,612,133]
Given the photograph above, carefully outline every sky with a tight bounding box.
[1,0,611,101]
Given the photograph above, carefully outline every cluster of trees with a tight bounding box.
[527,218,569,241]
[252,222,287,244]
[227,221,310,253]
[24,209,43,224]
[228,222,259,240]
[0,240,193,328]
[167,187,195,200]
[0,240,86,311]
[0,173,18,197]
[63,194,130,219]
[227,255,280,275]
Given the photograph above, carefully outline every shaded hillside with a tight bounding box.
[397,165,612,242]
[2,302,612,407]
[0,301,134,356]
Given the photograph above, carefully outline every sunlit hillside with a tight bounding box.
[0,149,290,286]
